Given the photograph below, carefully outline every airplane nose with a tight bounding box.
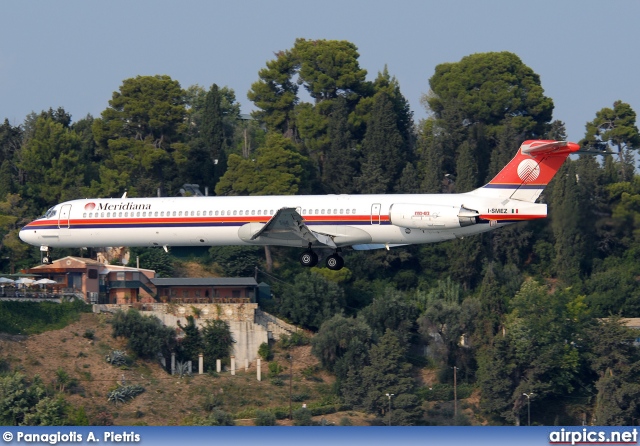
[19,226,38,245]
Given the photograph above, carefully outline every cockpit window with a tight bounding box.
[43,208,57,219]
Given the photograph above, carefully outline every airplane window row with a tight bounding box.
[81,210,278,218]
[81,208,358,219]
[302,209,357,215]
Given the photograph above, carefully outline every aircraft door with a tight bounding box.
[58,204,71,229]
[371,203,381,224]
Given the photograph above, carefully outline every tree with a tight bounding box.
[111,309,176,359]
[127,247,174,278]
[278,271,346,331]
[550,162,585,283]
[359,288,419,344]
[311,314,372,382]
[215,132,310,196]
[201,319,234,370]
[247,49,299,136]
[345,329,420,425]
[357,92,405,193]
[92,75,187,196]
[581,101,640,181]
[424,51,554,184]
[585,317,640,425]
[177,315,203,363]
[321,96,358,193]
[18,115,85,209]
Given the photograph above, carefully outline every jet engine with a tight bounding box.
[389,204,479,230]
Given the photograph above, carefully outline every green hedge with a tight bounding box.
[0,300,91,335]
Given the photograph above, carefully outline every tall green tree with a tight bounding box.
[92,75,187,196]
[18,115,84,209]
[357,92,405,193]
[215,132,310,196]
[247,49,299,136]
[581,101,640,181]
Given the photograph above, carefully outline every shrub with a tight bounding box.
[268,361,283,378]
[257,342,273,361]
[254,410,276,426]
[293,408,313,426]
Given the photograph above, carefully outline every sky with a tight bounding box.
[1,0,639,144]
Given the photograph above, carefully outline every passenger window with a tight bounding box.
[107,212,110,217]
[257,210,262,216]
[136,212,140,217]
[251,210,255,216]
[197,211,201,216]
[321,209,325,215]
[83,213,87,218]
[154,212,158,217]
[346,209,350,214]
[172,211,176,216]
[239,210,243,216]
[270,210,274,215]
[119,212,123,217]
[352,209,356,214]
[215,211,219,216]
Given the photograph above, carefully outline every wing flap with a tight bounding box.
[238,207,337,248]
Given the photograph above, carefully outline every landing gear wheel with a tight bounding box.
[326,254,344,271]
[299,250,318,267]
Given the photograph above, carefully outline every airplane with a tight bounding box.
[19,140,580,270]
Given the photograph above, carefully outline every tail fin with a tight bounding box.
[473,140,580,202]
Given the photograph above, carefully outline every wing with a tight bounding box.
[239,207,337,248]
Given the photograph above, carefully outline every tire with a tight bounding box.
[326,254,344,271]
[299,250,318,267]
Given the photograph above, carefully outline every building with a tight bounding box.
[151,277,262,304]
[23,256,155,304]
[21,256,265,305]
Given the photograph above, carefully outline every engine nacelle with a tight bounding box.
[389,203,479,230]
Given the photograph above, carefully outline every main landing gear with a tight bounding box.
[298,246,344,271]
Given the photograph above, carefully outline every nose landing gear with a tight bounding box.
[40,246,51,264]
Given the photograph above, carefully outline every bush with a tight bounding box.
[268,361,283,378]
[293,408,313,426]
[254,410,276,426]
[257,342,273,361]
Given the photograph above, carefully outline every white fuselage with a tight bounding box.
[19,192,546,251]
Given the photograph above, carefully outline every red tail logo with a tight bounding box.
[482,140,580,202]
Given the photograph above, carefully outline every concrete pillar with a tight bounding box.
[231,356,236,376]
[171,352,176,375]
[245,358,249,372]
[257,359,261,381]
[216,359,221,373]
[198,353,203,375]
